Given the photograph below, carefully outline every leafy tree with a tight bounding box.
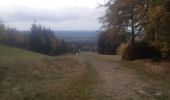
[0,22,8,45]
[100,0,149,44]
[97,31,116,55]
[55,40,69,55]
[144,0,170,58]
[6,28,26,48]
[29,23,58,55]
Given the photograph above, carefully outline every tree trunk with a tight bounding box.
[131,13,135,45]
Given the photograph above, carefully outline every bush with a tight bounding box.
[117,41,161,60]
[97,32,116,55]
[116,42,128,56]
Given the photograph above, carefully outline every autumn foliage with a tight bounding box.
[0,23,69,55]
[99,0,170,60]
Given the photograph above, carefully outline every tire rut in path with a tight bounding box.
[86,56,154,100]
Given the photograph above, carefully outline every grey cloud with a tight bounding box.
[0,5,104,30]
[0,6,103,22]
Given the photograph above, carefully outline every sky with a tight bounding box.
[0,0,105,31]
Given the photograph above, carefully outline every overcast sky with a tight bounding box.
[0,0,105,31]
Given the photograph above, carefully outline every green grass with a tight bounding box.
[0,45,92,100]
[0,45,47,57]
[0,46,100,100]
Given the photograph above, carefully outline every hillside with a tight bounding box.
[1,46,170,100]
[0,45,88,100]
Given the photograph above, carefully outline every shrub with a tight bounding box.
[116,42,128,56]
[97,32,116,55]
[117,41,161,60]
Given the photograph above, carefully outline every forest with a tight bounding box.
[0,22,69,55]
[97,0,170,60]
[0,0,170,59]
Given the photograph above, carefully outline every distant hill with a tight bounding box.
[55,31,100,44]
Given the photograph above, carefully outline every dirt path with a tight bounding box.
[1,49,169,100]
[80,53,155,100]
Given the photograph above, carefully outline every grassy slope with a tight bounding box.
[0,45,96,100]
[121,60,170,100]
[4,46,170,100]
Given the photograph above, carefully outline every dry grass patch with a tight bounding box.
[0,45,91,100]
[121,59,170,100]
[134,60,170,78]
[0,56,86,100]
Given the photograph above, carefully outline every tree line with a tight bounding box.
[97,0,170,60]
[0,22,69,55]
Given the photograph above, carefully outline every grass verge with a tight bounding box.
[0,46,98,100]
[120,60,170,100]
